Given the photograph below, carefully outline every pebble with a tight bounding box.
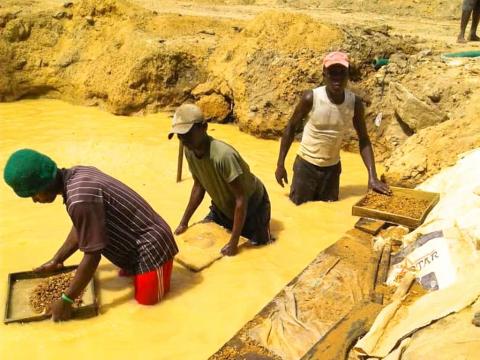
[428,93,441,103]
[199,30,215,36]
[15,59,27,70]
[53,11,67,19]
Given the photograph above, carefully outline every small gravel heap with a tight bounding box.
[29,272,83,313]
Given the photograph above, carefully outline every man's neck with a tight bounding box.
[193,136,211,159]
[55,170,66,195]
[326,87,345,105]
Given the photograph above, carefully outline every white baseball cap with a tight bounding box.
[168,104,205,139]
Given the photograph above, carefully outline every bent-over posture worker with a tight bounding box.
[169,104,271,256]
[275,51,390,205]
[3,149,178,321]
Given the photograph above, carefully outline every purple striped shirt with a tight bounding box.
[61,166,178,274]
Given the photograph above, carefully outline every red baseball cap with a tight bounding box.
[323,52,349,68]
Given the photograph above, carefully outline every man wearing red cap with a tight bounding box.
[275,51,390,205]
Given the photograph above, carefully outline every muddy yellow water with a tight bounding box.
[0,99,371,360]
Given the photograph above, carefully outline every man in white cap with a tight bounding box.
[275,51,390,205]
[168,104,271,256]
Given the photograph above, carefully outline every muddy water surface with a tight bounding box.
[0,99,371,359]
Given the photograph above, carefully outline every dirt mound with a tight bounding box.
[340,46,480,167]
[0,2,422,136]
[0,0,211,114]
[203,11,342,137]
[383,90,480,188]
[202,15,419,138]
[146,13,244,40]
[1,0,477,188]
[240,11,341,53]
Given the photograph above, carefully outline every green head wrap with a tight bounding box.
[3,149,58,198]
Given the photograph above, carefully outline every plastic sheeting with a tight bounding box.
[354,149,480,358]
[401,298,480,360]
[246,231,375,360]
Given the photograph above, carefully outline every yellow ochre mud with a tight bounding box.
[0,99,372,359]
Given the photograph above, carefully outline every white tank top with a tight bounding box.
[298,86,356,167]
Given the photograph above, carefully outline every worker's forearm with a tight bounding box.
[277,127,295,167]
[359,140,378,180]
[65,252,101,299]
[52,226,79,264]
[229,197,247,244]
[180,184,205,226]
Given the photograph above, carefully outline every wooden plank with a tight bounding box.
[372,243,392,305]
[4,272,12,325]
[369,243,385,302]
[377,243,392,285]
[354,217,386,235]
[176,141,184,183]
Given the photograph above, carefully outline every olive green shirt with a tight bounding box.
[184,137,264,219]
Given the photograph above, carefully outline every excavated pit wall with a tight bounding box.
[1,0,479,187]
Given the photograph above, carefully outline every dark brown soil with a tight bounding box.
[210,338,281,360]
[359,191,431,219]
[29,272,84,313]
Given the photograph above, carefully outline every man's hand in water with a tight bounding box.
[369,178,392,195]
[275,165,289,187]
[174,223,188,235]
[221,240,239,256]
[33,259,64,273]
[49,298,72,322]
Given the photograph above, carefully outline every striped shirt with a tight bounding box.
[61,166,178,274]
